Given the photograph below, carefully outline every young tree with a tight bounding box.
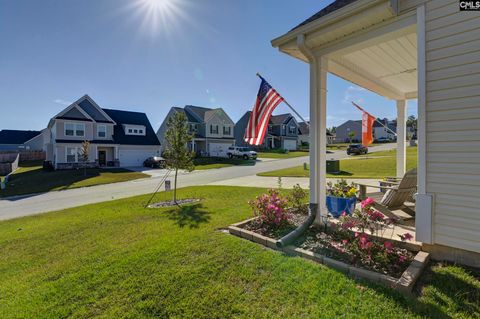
[163,112,195,203]
[79,140,90,176]
[348,131,356,143]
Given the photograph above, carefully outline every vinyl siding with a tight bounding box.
[424,0,480,253]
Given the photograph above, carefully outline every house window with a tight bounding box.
[189,124,197,132]
[97,125,106,138]
[75,124,85,137]
[65,123,74,136]
[223,126,231,135]
[289,126,296,134]
[65,123,85,137]
[268,125,273,132]
[66,147,77,163]
[210,125,219,134]
[125,125,146,136]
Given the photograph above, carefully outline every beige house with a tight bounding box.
[44,95,161,169]
[272,0,480,266]
[157,105,235,157]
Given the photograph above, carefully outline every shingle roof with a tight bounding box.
[0,130,41,145]
[172,107,199,123]
[291,0,359,31]
[270,113,292,125]
[78,99,113,123]
[184,105,212,121]
[102,109,160,146]
[298,121,309,135]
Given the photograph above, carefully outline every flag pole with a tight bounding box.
[352,101,397,136]
[256,73,309,126]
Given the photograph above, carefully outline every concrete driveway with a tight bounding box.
[0,144,397,220]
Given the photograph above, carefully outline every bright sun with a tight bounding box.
[130,0,187,38]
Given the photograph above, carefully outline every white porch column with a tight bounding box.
[396,100,407,177]
[309,56,328,224]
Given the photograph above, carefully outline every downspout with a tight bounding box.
[276,34,317,248]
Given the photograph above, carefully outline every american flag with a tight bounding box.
[244,76,284,145]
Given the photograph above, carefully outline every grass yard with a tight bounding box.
[0,185,478,318]
[258,147,418,178]
[0,161,149,197]
[258,150,309,159]
[193,157,255,170]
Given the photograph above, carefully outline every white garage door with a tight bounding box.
[119,149,155,167]
[283,139,297,151]
[208,143,232,157]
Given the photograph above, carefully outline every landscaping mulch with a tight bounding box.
[148,198,201,208]
[242,211,415,278]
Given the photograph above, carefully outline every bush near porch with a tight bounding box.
[258,147,417,178]
[0,161,149,197]
[0,186,478,318]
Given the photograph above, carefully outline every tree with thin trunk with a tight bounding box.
[79,140,90,176]
[163,112,195,204]
[348,131,356,143]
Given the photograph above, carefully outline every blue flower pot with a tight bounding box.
[326,196,356,218]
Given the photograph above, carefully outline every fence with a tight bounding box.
[0,153,19,176]
[0,150,45,162]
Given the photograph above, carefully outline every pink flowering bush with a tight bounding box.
[335,197,413,274]
[249,189,290,227]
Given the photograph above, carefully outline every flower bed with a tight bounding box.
[229,187,429,293]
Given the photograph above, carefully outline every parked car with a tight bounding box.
[143,156,166,168]
[346,144,368,155]
[226,146,257,160]
[375,137,393,143]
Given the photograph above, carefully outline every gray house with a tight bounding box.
[334,120,362,143]
[0,129,44,151]
[157,105,235,157]
[235,112,298,151]
[297,121,335,146]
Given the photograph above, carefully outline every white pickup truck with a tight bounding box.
[226,146,258,160]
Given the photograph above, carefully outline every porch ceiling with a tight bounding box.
[272,0,418,100]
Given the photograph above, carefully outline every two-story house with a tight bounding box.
[373,118,397,141]
[334,120,362,143]
[44,95,161,169]
[235,112,299,151]
[157,105,235,157]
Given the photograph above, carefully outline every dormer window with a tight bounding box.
[124,125,146,136]
[210,125,219,134]
[289,126,296,134]
[97,125,106,138]
[223,126,231,135]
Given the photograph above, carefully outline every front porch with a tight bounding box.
[272,1,426,241]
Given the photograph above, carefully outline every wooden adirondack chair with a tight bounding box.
[356,168,417,223]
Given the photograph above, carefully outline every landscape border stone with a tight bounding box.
[228,219,429,294]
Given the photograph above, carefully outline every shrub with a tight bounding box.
[288,184,308,215]
[336,198,412,273]
[249,189,290,227]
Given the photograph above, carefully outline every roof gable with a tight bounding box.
[59,107,90,121]
[270,113,293,125]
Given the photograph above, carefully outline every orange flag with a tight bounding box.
[352,102,376,147]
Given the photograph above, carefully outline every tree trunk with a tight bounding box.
[173,167,178,204]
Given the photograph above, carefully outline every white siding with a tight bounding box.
[424,0,480,253]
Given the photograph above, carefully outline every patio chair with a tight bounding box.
[356,168,417,224]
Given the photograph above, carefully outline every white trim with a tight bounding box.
[124,124,146,136]
[65,146,79,163]
[415,5,432,244]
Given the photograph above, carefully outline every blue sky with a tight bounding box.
[0,0,416,131]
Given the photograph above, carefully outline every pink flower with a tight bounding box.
[399,232,413,242]
[354,232,360,238]
[341,211,347,217]
[383,241,393,249]
[361,197,375,208]
[399,255,407,263]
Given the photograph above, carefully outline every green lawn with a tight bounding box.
[258,147,418,178]
[194,157,255,170]
[0,161,149,197]
[258,151,309,159]
[0,186,478,318]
